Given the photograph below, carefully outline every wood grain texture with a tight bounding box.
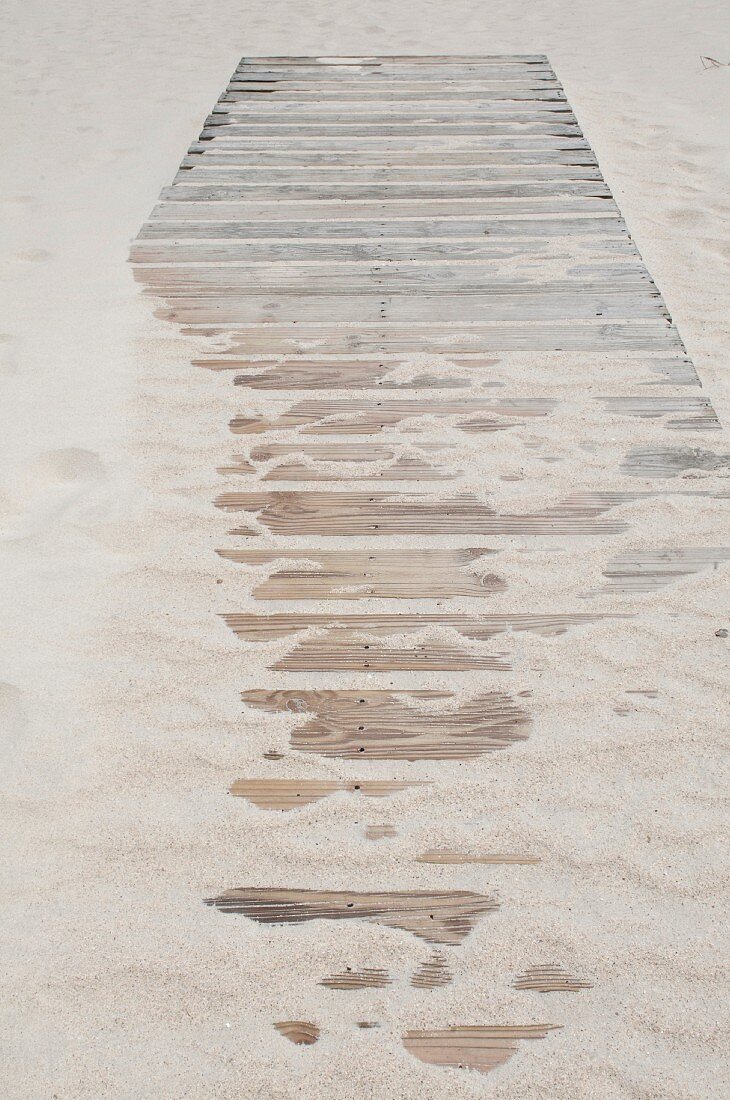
[410,953,453,989]
[229,778,429,809]
[240,689,531,760]
[216,548,504,599]
[205,888,498,943]
[513,965,593,992]
[622,446,730,477]
[273,1021,320,1044]
[402,1024,560,1073]
[320,968,392,989]
[216,490,637,536]
[600,548,730,593]
[229,398,558,435]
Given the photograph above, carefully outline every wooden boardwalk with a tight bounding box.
[133,56,724,1079]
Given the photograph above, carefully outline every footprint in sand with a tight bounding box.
[0,448,110,540]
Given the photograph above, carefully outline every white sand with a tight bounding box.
[2,3,729,1097]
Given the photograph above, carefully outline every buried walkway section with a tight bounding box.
[132,55,724,1079]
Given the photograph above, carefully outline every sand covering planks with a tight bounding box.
[131,53,725,1079]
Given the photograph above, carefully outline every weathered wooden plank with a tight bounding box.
[273,1021,319,1045]
[216,94,562,109]
[132,239,638,265]
[402,1025,560,1074]
[196,322,681,355]
[410,954,453,988]
[224,612,614,641]
[216,491,636,536]
[513,966,593,992]
[176,163,603,182]
[157,292,663,325]
[215,99,572,114]
[222,87,563,101]
[211,358,491,387]
[215,548,504,599]
[139,222,625,247]
[320,968,392,989]
[146,267,649,292]
[192,355,695,390]
[205,886,499,944]
[191,137,591,155]
[231,66,555,81]
[240,689,532,760]
[162,181,610,202]
[598,395,720,430]
[229,778,429,809]
[222,452,458,482]
[229,397,558,435]
[622,446,730,477]
[182,149,598,166]
[600,548,730,593]
[237,54,550,62]
[149,201,617,226]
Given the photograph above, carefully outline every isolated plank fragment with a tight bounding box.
[205,888,498,944]
[229,778,428,810]
[274,1021,320,1045]
[513,965,593,992]
[320,968,392,989]
[241,689,531,760]
[416,849,540,865]
[410,953,453,989]
[402,1024,560,1073]
[600,548,730,593]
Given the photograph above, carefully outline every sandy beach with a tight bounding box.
[2,4,729,1098]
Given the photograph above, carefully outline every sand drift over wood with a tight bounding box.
[130,53,726,1088]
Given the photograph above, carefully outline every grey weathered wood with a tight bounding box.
[140,262,650,286]
[131,237,638,264]
[223,87,561,101]
[162,181,610,202]
[139,214,623,240]
[176,163,602,181]
[191,136,591,151]
[184,322,683,354]
[156,291,666,324]
[216,102,573,116]
[201,122,580,139]
[183,149,598,166]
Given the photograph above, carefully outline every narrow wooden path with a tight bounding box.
[133,55,724,1081]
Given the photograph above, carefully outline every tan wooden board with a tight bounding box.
[273,1021,320,1044]
[410,954,453,989]
[205,887,498,943]
[216,490,639,536]
[402,1025,560,1073]
[229,778,429,809]
[240,689,531,759]
[513,966,593,992]
[216,548,504,599]
[320,968,392,989]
